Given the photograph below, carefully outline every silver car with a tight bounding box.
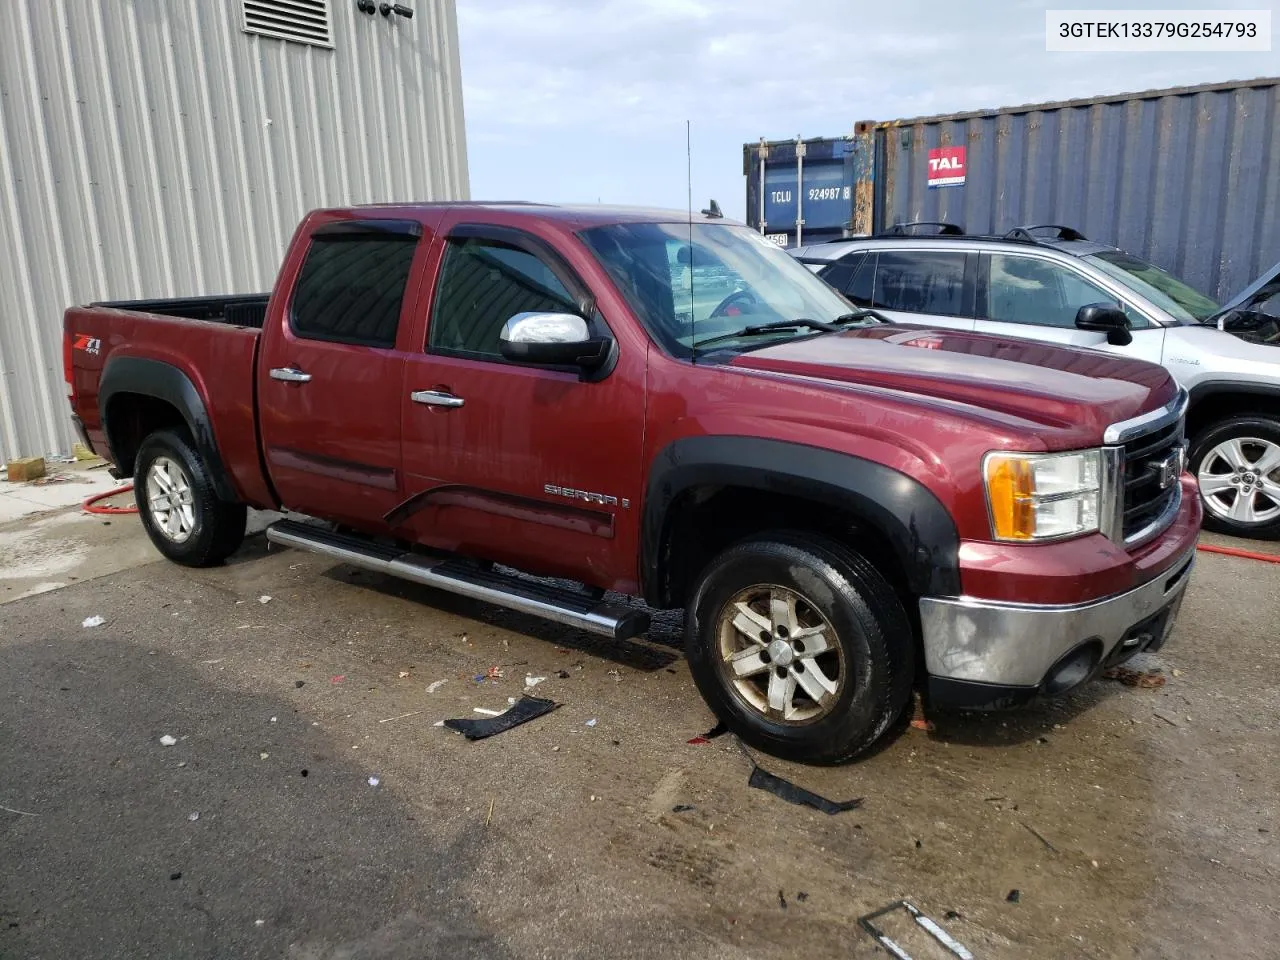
[793,224,1280,539]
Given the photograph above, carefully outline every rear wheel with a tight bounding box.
[1190,416,1280,540]
[135,429,247,566]
[685,533,913,764]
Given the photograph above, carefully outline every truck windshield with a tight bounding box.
[579,222,873,357]
[1085,251,1221,323]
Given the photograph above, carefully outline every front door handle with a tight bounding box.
[410,389,464,408]
[270,367,312,383]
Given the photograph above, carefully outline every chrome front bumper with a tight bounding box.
[919,545,1196,691]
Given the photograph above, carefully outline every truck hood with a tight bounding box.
[728,326,1175,442]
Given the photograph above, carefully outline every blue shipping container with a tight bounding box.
[744,135,871,245]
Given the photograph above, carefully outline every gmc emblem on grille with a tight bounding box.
[1158,451,1182,490]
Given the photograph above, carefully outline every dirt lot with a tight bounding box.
[1,503,1277,959]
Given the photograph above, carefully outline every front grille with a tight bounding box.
[1121,419,1184,541]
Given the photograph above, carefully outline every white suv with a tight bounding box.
[793,224,1280,540]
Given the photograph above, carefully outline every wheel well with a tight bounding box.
[1188,390,1280,441]
[654,485,914,613]
[103,393,188,476]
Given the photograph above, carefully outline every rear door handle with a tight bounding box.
[410,389,464,408]
[270,367,312,383]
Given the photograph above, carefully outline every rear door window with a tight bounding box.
[817,253,864,294]
[291,235,418,348]
[846,253,875,308]
[871,251,969,316]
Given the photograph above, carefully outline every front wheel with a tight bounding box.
[135,428,247,566]
[1190,416,1280,540]
[685,533,914,765]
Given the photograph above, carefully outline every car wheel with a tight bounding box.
[685,533,914,765]
[1190,416,1280,540]
[135,428,247,566]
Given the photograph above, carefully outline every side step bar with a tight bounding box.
[265,519,650,641]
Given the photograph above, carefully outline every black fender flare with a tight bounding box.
[1187,379,1280,410]
[641,436,960,604]
[98,356,238,501]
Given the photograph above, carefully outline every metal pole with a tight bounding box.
[758,138,768,235]
[795,136,806,247]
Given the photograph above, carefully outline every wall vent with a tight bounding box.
[242,0,333,48]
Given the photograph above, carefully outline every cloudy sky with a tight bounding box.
[455,0,1278,219]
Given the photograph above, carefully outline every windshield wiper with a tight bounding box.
[693,319,837,352]
[834,308,891,325]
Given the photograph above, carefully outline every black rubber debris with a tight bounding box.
[443,696,559,740]
[945,910,962,920]
[169,872,182,881]
[777,889,787,909]
[556,670,570,679]
[671,804,696,813]
[796,892,809,903]
[295,680,306,688]
[747,765,862,815]
[1006,889,1021,903]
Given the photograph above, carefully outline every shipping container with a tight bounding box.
[746,77,1280,303]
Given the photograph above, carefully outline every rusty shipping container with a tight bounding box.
[746,77,1280,304]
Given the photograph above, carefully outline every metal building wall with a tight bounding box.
[874,78,1280,305]
[0,0,469,462]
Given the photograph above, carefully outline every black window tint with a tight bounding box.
[817,253,861,293]
[872,251,967,316]
[846,253,875,307]
[430,238,577,358]
[987,254,1122,329]
[291,236,417,347]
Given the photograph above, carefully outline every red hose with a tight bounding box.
[1197,542,1280,565]
[83,483,139,515]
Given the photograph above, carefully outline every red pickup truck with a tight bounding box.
[64,203,1201,763]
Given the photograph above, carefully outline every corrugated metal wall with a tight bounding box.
[0,0,468,462]
[875,78,1279,305]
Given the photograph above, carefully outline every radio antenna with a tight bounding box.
[687,119,696,363]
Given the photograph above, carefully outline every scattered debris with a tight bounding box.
[29,473,89,486]
[915,839,923,849]
[485,798,495,826]
[859,900,974,960]
[909,717,936,732]
[796,892,809,903]
[1172,668,1184,677]
[443,696,559,740]
[1101,666,1166,688]
[1021,821,1058,853]
[687,721,728,745]
[330,675,346,684]
[0,804,39,817]
[585,718,598,728]
[368,776,380,787]
[7,456,46,482]
[555,669,571,679]
[746,763,861,815]
[82,615,105,629]
[398,671,411,679]
[607,668,623,683]
[170,872,182,881]
[472,708,503,716]
[187,812,200,822]
[426,679,449,693]
[159,735,177,747]
[1153,710,1180,727]
[259,752,269,760]
[433,720,445,727]
[269,716,277,723]
[378,711,421,724]
[301,769,308,777]
[944,910,962,921]
[258,595,272,604]
[295,680,306,688]
[524,675,546,688]
[778,889,787,909]
[1006,889,1021,903]
[671,804,696,813]
[255,919,265,927]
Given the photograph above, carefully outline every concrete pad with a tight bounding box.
[0,466,125,521]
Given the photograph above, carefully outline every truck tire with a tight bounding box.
[135,428,247,566]
[1189,416,1280,540]
[685,533,914,764]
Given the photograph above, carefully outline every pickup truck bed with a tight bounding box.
[91,294,271,329]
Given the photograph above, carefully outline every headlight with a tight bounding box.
[984,450,1103,541]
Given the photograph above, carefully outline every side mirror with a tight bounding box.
[498,312,612,370]
[1075,302,1133,346]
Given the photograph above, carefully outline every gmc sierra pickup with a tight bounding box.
[65,203,1201,763]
